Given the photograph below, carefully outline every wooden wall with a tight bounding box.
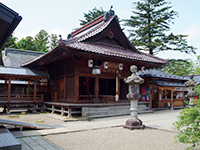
[46,55,137,103]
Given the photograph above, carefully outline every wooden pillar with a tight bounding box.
[34,80,37,103]
[74,58,79,103]
[7,79,11,114]
[74,75,79,102]
[171,89,173,110]
[95,76,99,98]
[64,62,67,101]
[4,80,7,94]
[8,79,11,103]
[28,81,30,96]
[160,89,163,107]
[64,77,66,101]
[149,85,152,109]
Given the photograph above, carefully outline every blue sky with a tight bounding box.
[2,0,200,61]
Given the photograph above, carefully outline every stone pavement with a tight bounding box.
[21,109,181,137]
[17,136,62,150]
[11,109,185,149]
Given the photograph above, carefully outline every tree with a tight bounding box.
[79,7,106,25]
[123,0,196,55]
[173,85,200,149]
[49,34,58,49]
[159,59,194,76]
[3,30,59,53]
[16,36,35,50]
[193,55,200,75]
[34,29,49,52]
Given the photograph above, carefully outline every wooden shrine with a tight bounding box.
[21,9,168,105]
[138,69,189,109]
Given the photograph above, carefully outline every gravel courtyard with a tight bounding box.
[44,126,191,150]
[1,109,199,150]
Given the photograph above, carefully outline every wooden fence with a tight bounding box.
[0,94,43,103]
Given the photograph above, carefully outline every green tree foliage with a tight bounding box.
[34,30,49,52]
[159,59,194,76]
[79,7,106,25]
[16,36,35,50]
[193,66,200,75]
[3,30,59,53]
[193,56,200,75]
[173,86,200,149]
[49,34,58,49]
[124,0,196,55]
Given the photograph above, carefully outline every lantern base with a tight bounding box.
[123,118,145,130]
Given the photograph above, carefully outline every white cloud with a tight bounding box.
[181,24,200,40]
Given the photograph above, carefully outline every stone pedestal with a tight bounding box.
[123,65,145,130]
[124,118,145,130]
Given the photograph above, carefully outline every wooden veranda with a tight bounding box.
[0,67,48,113]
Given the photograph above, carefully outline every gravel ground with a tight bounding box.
[0,112,69,125]
[44,127,194,150]
[1,109,199,150]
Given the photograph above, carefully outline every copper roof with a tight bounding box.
[21,12,168,67]
[0,66,48,80]
[2,48,44,67]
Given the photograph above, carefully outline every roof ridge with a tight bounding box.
[64,15,116,44]
[139,51,168,63]
[71,13,105,37]
[4,48,45,54]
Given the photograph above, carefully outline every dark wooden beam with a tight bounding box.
[8,79,11,103]
[95,76,99,98]
[34,80,37,103]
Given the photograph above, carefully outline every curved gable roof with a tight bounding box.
[21,9,168,67]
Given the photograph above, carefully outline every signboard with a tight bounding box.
[175,87,189,91]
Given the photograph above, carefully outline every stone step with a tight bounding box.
[82,104,151,118]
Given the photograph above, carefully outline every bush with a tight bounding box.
[173,86,200,149]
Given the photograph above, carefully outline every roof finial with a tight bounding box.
[104,6,115,21]
[59,34,62,40]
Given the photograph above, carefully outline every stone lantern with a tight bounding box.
[184,74,198,106]
[123,65,145,130]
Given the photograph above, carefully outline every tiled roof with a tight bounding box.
[59,14,168,64]
[137,69,188,81]
[22,12,168,67]
[0,66,48,78]
[2,48,44,67]
[148,80,186,87]
[66,42,167,64]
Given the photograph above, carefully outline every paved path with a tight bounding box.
[21,109,181,137]
[18,136,62,150]
[9,109,199,150]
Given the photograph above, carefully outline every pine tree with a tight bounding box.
[124,0,196,55]
[79,7,106,25]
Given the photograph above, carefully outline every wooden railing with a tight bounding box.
[162,98,185,108]
[78,95,115,103]
[0,94,43,103]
